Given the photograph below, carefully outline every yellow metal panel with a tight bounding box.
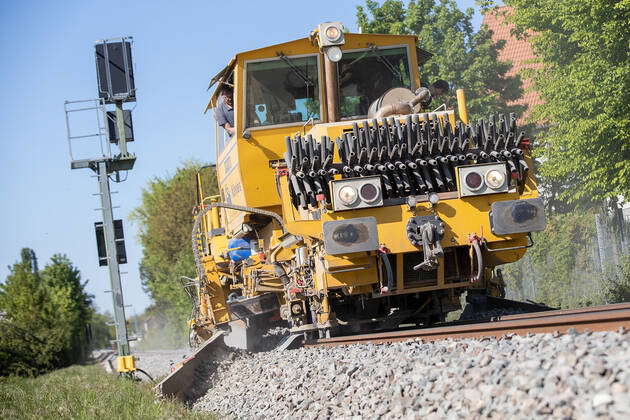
[201,256,231,324]
[116,355,136,373]
[326,265,379,288]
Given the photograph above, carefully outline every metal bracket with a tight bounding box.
[324,261,373,274]
[406,215,445,271]
[484,233,534,253]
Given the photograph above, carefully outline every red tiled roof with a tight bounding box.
[483,6,543,122]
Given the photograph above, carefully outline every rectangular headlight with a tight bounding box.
[490,198,546,235]
[323,217,379,255]
[331,175,383,211]
[458,163,509,197]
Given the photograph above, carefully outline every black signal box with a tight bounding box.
[95,40,136,103]
[106,110,134,143]
[94,219,127,266]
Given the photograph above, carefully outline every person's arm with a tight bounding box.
[411,87,431,108]
[215,103,235,136]
[223,122,235,136]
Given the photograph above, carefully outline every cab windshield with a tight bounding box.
[338,46,411,119]
[245,55,320,128]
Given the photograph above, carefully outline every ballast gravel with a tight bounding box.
[133,348,190,381]
[192,329,630,419]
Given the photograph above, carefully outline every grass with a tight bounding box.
[0,365,213,420]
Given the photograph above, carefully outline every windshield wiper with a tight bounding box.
[278,53,314,87]
[368,44,403,83]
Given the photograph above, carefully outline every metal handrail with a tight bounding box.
[483,233,534,253]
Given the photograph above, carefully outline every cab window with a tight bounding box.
[245,55,320,128]
[338,46,411,119]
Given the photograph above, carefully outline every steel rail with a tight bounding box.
[305,303,630,347]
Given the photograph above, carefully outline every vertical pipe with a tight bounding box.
[97,161,130,357]
[456,89,469,125]
[115,101,129,156]
[211,201,220,230]
[324,56,339,122]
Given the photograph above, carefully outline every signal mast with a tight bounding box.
[64,37,138,374]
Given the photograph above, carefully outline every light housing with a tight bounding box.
[490,198,546,235]
[324,46,343,62]
[317,22,345,47]
[458,163,509,197]
[331,175,383,211]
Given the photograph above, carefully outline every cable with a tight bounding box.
[135,368,154,383]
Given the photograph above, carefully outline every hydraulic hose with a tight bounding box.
[471,239,483,282]
[379,252,394,292]
[191,202,286,282]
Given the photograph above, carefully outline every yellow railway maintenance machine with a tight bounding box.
[190,22,547,349]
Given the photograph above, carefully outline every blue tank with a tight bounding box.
[227,238,252,262]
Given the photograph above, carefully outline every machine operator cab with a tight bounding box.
[207,22,439,157]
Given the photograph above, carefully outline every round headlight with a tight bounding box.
[465,171,484,191]
[338,185,358,205]
[359,183,380,203]
[325,46,343,62]
[325,25,342,42]
[485,169,505,189]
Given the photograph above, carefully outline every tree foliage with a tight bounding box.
[131,162,218,331]
[356,0,525,120]
[0,249,92,376]
[497,0,630,204]
[88,311,115,350]
[601,255,630,304]
[503,209,630,308]
[502,211,603,308]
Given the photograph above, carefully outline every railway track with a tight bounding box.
[157,303,630,401]
[305,302,630,347]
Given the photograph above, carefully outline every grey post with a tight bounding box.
[97,160,130,356]
[114,101,129,157]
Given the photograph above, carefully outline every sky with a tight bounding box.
[0,0,483,314]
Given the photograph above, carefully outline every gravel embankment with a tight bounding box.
[193,330,630,419]
[133,348,191,381]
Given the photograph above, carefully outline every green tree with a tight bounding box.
[88,311,115,350]
[131,162,218,334]
[601,255,630,304]
[356,0,525,120]
[0,249,92,376]
[502,211,604,308]
[496,0,630,204]
[40,254,92,366]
